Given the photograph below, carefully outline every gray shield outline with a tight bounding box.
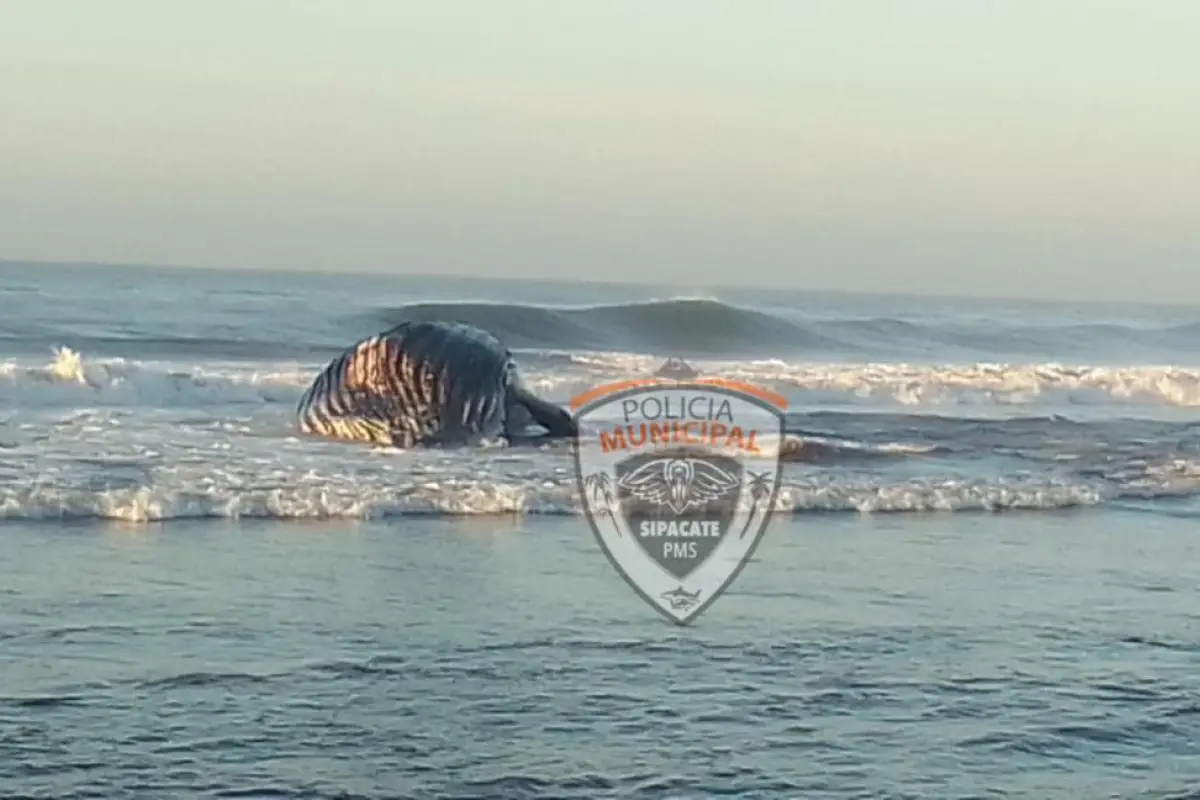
[572,380,786,626]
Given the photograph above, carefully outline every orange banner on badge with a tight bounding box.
[569,377,788,412]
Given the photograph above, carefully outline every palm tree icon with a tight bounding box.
[584,471,616,515]
[748,471,773,501]
[584,471,623,538]
[738,471,775,539]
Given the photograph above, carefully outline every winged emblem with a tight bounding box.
[616,456,741,515]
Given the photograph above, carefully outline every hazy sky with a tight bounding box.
[2,1,1198,300]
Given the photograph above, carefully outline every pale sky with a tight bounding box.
[1,1,1198,301]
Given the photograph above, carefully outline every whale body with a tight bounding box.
[296,320,577,448]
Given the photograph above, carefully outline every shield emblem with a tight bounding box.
[571,372,787,625]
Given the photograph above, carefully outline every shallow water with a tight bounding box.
[4,512,1199,798]
[4,261,1200,797]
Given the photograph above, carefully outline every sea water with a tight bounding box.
[2,261,1200,797]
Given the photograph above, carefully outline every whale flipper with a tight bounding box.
[297,320,577,448]
[506,385,579,442]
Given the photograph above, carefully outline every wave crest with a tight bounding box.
[1,472,1192,523]
[368,298,1200,361]
[371,299,848,357]
[8,348,1200,412]
[0,347,302,408]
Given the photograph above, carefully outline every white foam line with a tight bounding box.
[0,475,1170,522]
[7,347,1200,413]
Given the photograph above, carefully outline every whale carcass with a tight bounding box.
[296,321,578,448]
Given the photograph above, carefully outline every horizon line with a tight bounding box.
[2,255,1198,312]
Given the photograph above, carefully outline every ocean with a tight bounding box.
[2,260,1199,798]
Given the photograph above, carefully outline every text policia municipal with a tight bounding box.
[599,393,764,454]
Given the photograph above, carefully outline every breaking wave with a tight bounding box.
[0,347,303,408]
[371,298,845,358]
[371,298,1200,361]
[10,295,1200,364]
[9,348,1200,413]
